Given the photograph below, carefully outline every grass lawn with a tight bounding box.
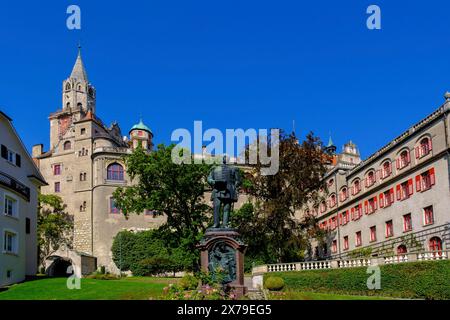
[269,291,396,300]
[0,276,178,300]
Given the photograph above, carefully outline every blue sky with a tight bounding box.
[1,1,450,159]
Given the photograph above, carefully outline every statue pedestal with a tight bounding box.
[197,228,247,298]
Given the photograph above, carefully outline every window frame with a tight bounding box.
[107,163,125,181]
[369,226,377,242]
[3,230,18,254]
[385,220,394,238]
[423,206,434,226]
[403,213,412,232]
[4,194,18,218]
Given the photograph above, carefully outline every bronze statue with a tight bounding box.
[207,156,241,228]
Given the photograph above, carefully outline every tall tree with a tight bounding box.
[37,194,73,269]
[113,144,212,270]
[243,131,329,263]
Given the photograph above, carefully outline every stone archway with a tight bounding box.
[45,256,74,277]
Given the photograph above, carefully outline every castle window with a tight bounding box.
[396,179,413,201]
[107,164,124,181]
[416,137,432,159]
[355,231,362,247]
[343,236,349,250]
[81,128,86,135]
[53,164,61,175]
[365,171,376,188]
[403,213,412,232]
[429,237,442,254]
[65,83,71,91]
[54,182,61,193]
[339,187,348,202]
[331,240,337,253]
[80,201,87,212]
[66,102,70,109]
[370,226,377,242]
[77,102,82,109]
[385,220,394,238]
[110,198,120,214]
[380,161,392,179]
[80,172,87,181]
[328,194,336,208]
[423,206,434,226]
[416,168,435,192]
[63,141,71,150]
[351,179,361,195]
[396,150,410,170]
[397,245,407,255]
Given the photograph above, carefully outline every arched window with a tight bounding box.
[340,187,348,202]
[365,171,376,187]
[329,194,337,208]
[417,137,432,158]
[63,141,71,150]
[319,201,327,213]
[77,102,82,109]
[107,163,124,181]
[352,179,361,195]
[397,245,407,255]
[381,161,392,179]
[429,237,442,253]
[65,83,71,91]
[66,102,70,109]
[397,150,410,169]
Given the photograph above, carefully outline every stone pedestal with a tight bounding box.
[197,228,247,298]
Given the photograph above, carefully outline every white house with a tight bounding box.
[0,110,47,286]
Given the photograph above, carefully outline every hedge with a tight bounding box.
[265,260,450,299]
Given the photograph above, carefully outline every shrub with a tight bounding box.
[86,273,119,280]
[265,260,450,299]
[111,230,194,275]
[264,276,285,291]
[180,275,199,290]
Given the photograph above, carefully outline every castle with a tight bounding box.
[32,49,165,275]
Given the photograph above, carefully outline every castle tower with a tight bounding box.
[339,140,361,165]
[62,46,96,114]
[129,119,153,151]
[49,47,96,150]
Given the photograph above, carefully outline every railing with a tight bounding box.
[0,171,30,201]
[338,258,371,268]
[93,146,132,154]
[253,250,450,275]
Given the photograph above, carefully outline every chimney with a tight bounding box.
[32,144,43,158]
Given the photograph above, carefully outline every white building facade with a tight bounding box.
[0,111,47,286]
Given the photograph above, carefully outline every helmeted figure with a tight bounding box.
[207,156,241,228]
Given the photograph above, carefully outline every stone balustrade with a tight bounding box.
[253,250,449,276]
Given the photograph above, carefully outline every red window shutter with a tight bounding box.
[351,208,355,220]
[338,213,342,225]
[416,175,422,192]
[390,188,395,203]
[396,184,401,200]
[429,168,436,186]
[379,193,384,208]
[373,197,378,210]
[350,186,354,196]
[364,201,368,215]
[415,146,420,159]
[408,179,413,195]
[359,204,363,218]
[428,139,433,151]
[406,151,410,163]
[396,158,400,170]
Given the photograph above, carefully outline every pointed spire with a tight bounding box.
[327,135,334,148]
[70,43,88,81]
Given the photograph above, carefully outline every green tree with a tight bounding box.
[242,131,328,263]
[113,144,212,270]
[37,194,73,269]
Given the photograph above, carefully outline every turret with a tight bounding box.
[129,119,153,151]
